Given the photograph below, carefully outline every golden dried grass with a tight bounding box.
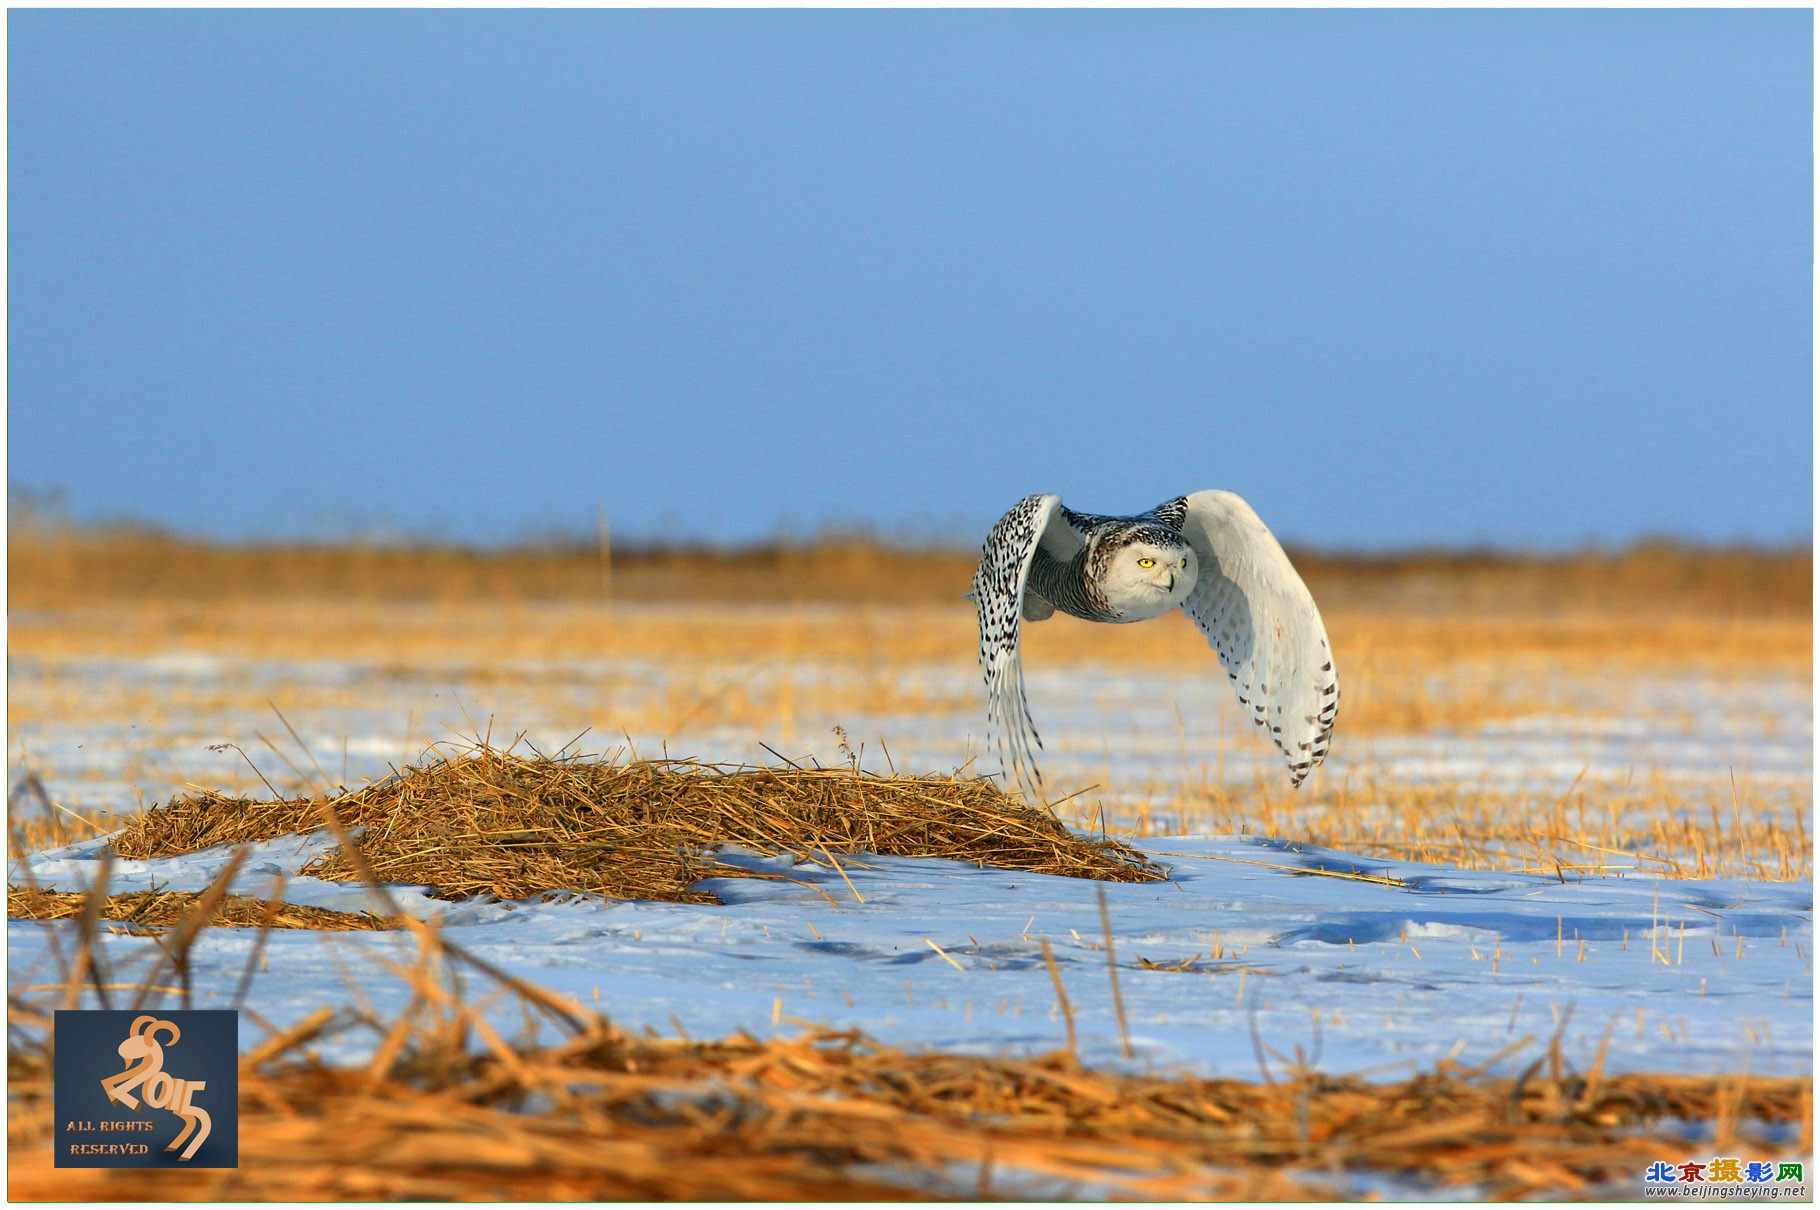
[108,745,1163,903]
[10,525,1810,616]
[10,534,1809,890]
[11,596,1812,676]
[5,772,127,855]
[8,999,1808,1202]
[8,528,983,607]
[1129,770,1814,883]
[11,604,1809,882]
[4,885,395,932]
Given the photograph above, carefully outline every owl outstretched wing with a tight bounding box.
[1172,490,1338,788]
[972,493,1078,802]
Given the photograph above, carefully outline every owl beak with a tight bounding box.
[1166,573,1176,592]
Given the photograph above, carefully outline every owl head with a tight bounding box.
[1101,529,1197,616]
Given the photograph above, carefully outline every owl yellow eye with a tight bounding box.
[1181,558,1189,568]
[1137,557,1156,568]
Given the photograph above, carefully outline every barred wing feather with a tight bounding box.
[972,493,1063,802]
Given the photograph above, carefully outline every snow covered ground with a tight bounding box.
[8,644,1812,1081]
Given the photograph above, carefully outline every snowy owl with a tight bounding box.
[971,491,1338,801]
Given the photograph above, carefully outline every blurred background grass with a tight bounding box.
[10,517,1810,616]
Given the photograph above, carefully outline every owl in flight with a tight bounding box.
[971,491,1337,802]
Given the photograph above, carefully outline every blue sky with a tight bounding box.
[8,9,1812,550]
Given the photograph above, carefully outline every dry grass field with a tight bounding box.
[9,527,1812,879]
[7,527,1813,1200]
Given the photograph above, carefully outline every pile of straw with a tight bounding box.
[108,746,1163,904]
